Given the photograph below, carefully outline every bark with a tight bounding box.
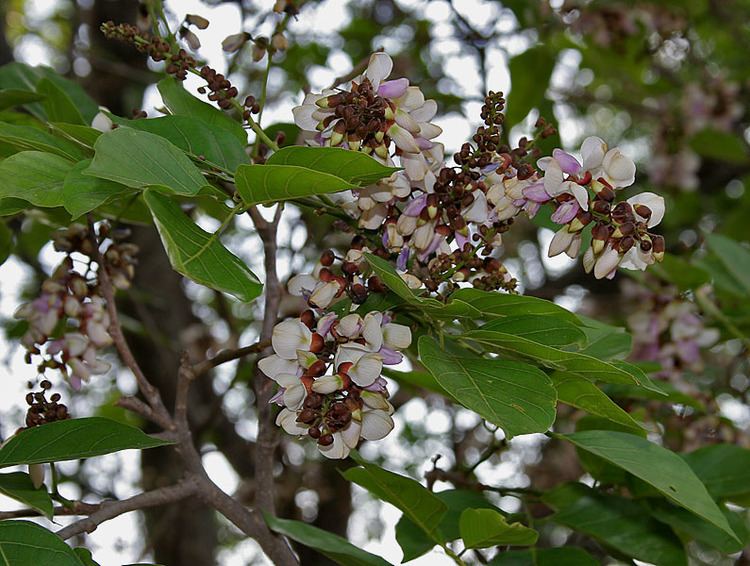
[80,2,219,563]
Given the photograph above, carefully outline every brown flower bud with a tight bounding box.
[186,14,209,29]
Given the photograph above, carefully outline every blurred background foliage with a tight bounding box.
[1,0,749,564]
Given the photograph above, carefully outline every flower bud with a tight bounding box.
[221,32,250,53]
[186,14,209,29]
[271,32,288,51]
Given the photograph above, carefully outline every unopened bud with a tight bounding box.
[221,32,250,53]
[271,32,288,51]
[186,14,209,29]
[310,333,325,353]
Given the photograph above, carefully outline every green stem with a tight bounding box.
[50,463,75,509]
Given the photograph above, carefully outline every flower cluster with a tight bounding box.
[23,380,70,429]
[270,52,668,456]
[625,281,719,384]
[536,137,666,278]
[14,223,137,390]
[293,53,444,224]
[260,308,410,459]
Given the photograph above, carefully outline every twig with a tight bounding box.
[56,479,198,540]
[86,217,173,431]
[248,205,284,515]
[0,502,100,520]
[175,352,195,433]
[192,340,269,377]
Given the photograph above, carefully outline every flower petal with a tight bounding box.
[365,52,393,89]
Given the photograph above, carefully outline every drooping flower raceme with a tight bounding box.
[533,136,665,278]
[275,55,668,457]
[260,305,411,459]
[14,223,136,390]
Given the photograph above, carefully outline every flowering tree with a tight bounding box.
[0,1,748,565]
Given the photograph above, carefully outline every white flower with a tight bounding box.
[581,136,607,171]
[318,430,352,459]
[627,192,665,228]
[360,408,394,441]
[276,408,308,435]
[258,354,299,378]
[538,157,590,211]
[362,312,384,351]
[548,228,581,259]
[312,374,345,394]
[337,314,363,338]
[348,352,383,387]
[601,148,636,188]
[288,274,317,296]
[382,322,411,350]
[594,246,621,279]
[91,110,114,132]
[309,281,340,309]
[272,319,312,359]
[273,373,306,409]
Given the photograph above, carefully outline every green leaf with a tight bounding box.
[267,146,399,185]
[36,78,86,125]
[264,122,299,147]
[0,89,44,111]
[542,483,686,566]
[577,316,632,359]
[602,380,705,411]
[488,547,598,566]
[689,128,748,164]
[113,115,248,172]
[143,190,262,302]
[382,368,446,396]
[459,508,538,548]
[0,472,53,518]
[235,163,354,207]
[0,62,99,123]
[0,151,72,208]
[480,315,586,347]
[0,122,87,160]
[74,548,101,566]
[0,198,29,217]
[0,521,87,566]
[653,254,711,293]
[561,430,738,541]
[551,372,644,433]
[682,444,750,501]
[86,128,207,195]
[0,417,172,467]
[157,78,247,144]
[50,123,102,148]
[63,159,132,218]
[343,456,447,540]
[505,46,556,127]
[264,514,391,566]
[705,233,750,295]
[649,500,747,554]
[419,336,557,437]
[396,490,500,561]
[449,288,579,322]
[464,329,660,390]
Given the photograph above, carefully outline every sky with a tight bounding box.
[0,1,581,564]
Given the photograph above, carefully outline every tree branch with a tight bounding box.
[192,340,269,378]
[248,205,284,516]
[56,479,198,540]
[87,217,173,431]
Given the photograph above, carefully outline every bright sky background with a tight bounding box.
[0,1,588,564]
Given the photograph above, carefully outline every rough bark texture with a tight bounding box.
[82,2,219,563]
